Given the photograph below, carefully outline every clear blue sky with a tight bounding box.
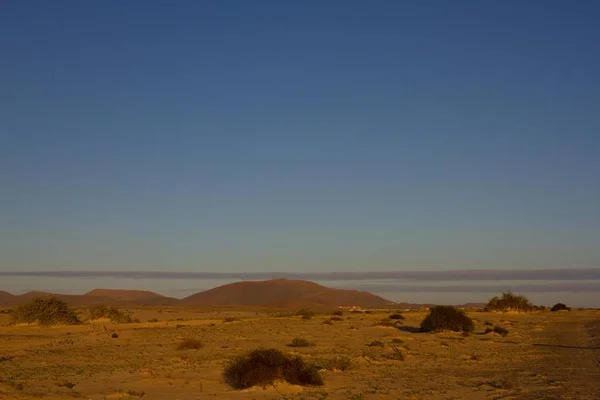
[1,1,599,277]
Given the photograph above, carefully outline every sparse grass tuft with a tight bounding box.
[11,297,80,326]
[391,338,404,344]
[223,348,323,389]
[223,316,241,323]
[367,340,385,347]
[176,338,204,350]
[289,338,313,347]
[420,305,474,333]
[484,291,533,312]
[117,389,145,398]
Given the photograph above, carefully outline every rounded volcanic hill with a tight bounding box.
[181,279,396,309]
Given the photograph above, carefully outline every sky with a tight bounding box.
[1,1,599,305]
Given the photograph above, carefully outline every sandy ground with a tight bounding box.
[0,308,599,399]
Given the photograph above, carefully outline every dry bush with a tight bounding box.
[223,316,241,323]
[88,305,133,324]
[484,291,533,312]
[550,303,570,312]
[176,338,204,350]
[322,319,333,325]
[289,338,313,347]
[367,340,385,347]
[420,306,474,333]
[332,310,344,316]
[223,348,323,389]
[12,297,80,326]
[314,355,353,372]
[329,316,343,321]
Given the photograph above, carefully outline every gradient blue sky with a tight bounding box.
[1,1,599,302]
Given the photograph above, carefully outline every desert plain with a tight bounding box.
[1,306,599,400]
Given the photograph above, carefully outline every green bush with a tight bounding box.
[289,338,313,347]
[88,305,133,324]
[12,297,80,326]
[550,303,570,312]
[484,291,533,312]
[223,348,323,389]
[420,306,474,333]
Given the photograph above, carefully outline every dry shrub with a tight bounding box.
[314,355,353,372]
[223,348,323,389]
[12,297,80,326]
[176,338,204,350]
[223,316,241,323]
[88,305,133,324]
[420,306,474,333]
[367,340,385,347]
[289,338,313,348]
[332,310,343,316]
[484,291,533,312]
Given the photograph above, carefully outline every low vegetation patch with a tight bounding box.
[176,338,204,350]
[388,313,405,320]
[12,297,80,326]
[484,326,509,336]
[88,305,134,324]
[484,291,534,312]
[367,340,385,347]
[296,308,316,319]
[289,338,314,347]
[420,305,474,333]
[329,316,343,321]
[332,310,344,316]
[377,318,403,328]
[314,355,353,372]
[223,316,241,323]
[223,348,323,389]
[550,303,570,312]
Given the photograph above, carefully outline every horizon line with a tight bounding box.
[1,268,599,281]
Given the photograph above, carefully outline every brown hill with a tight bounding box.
[181,279,396,309]
[0,289,178,307]
[0,291,15,306]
